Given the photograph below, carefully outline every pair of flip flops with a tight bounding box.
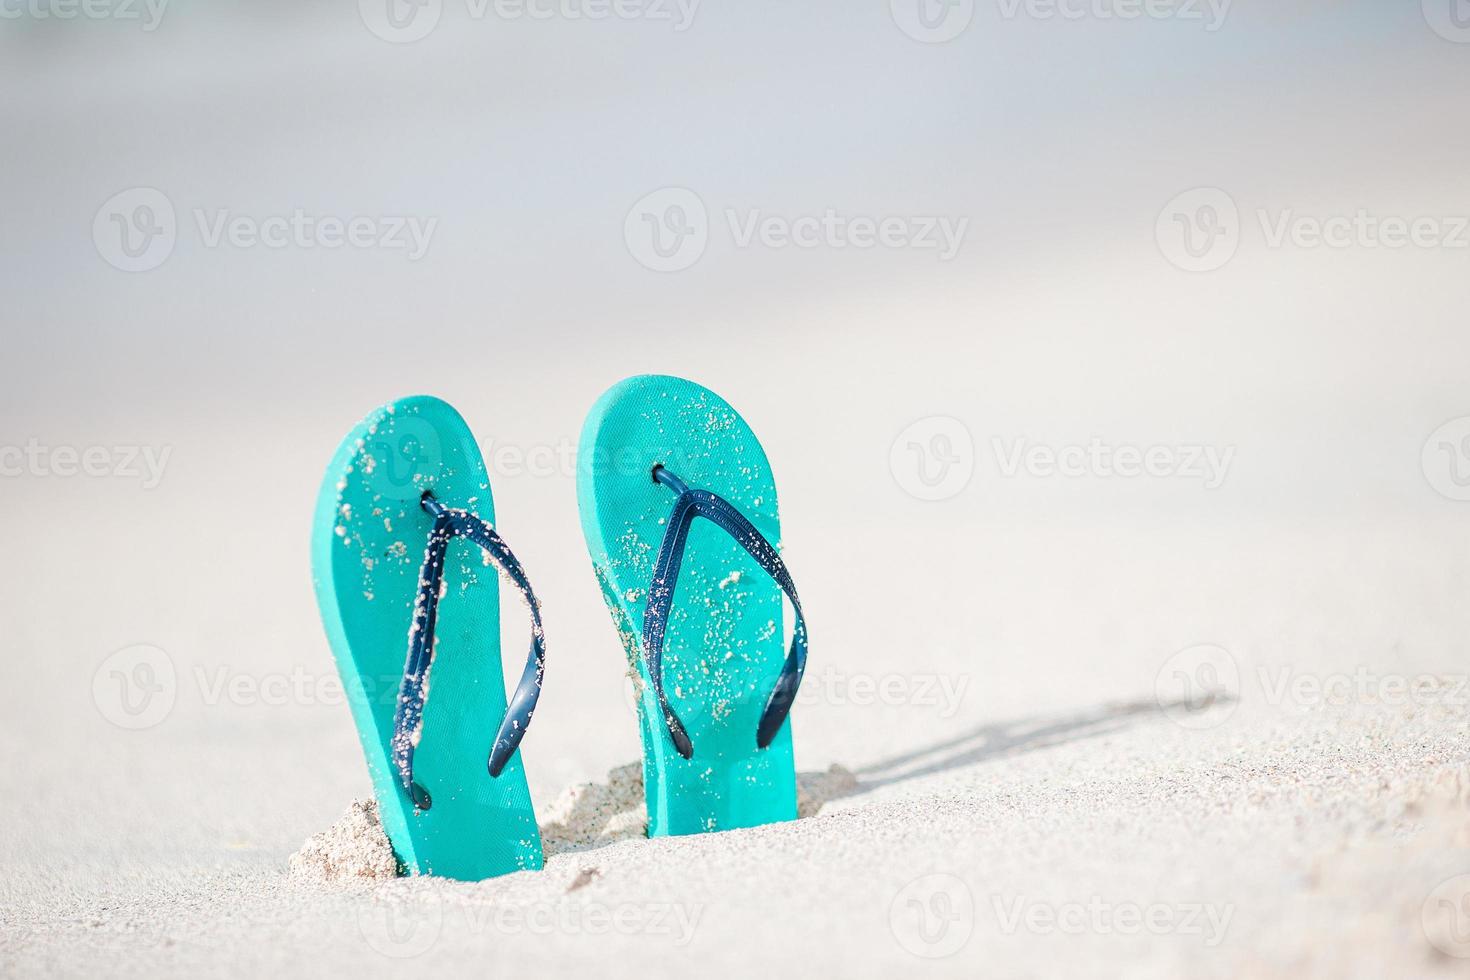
[311,375,808,881]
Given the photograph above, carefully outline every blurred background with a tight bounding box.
[2,0,1469,968]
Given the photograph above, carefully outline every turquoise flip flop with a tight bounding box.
[577,376,808,837]
[312,396,545,881]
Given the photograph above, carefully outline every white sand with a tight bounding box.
[290,762,861,876]
[10,689,1470,979]
[8,403,1470,979]
[8,349,1470,978]
[288,801,398,884]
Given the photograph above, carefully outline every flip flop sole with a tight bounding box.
[312,395,543,880]
[578,376,798,836]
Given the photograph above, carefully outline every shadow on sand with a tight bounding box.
[541,694,1233,858]
[850,695,1225,792]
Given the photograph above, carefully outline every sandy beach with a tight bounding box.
[5,4,1470,977]
[7,450,1470,979]
[9,653,1470,978]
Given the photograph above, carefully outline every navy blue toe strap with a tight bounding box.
[642,466,808,760]
[390,492,546,810]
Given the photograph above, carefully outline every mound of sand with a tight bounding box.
[287,800,398,884]
[289,762,860,879]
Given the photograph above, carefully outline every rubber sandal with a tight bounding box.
[576,375,808,837]
[311,395,546,880]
